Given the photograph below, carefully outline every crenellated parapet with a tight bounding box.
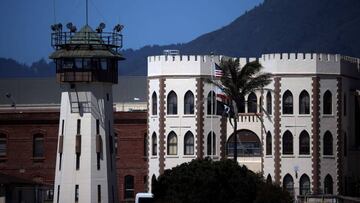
[148,53,360,78]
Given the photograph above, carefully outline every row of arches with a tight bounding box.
[269,173,333,196]
[266,130,334,156]
[151,131,217,156]
[151,90,262,116]
[277,90,333,115]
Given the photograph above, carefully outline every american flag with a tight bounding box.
[214,63,223,77]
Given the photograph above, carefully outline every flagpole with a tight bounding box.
[210,52,214,158]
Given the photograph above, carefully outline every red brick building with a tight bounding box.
[0,109,148,203]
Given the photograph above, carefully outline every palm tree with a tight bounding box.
[210,58,271,162]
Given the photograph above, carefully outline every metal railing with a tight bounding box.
[51,31,123,48]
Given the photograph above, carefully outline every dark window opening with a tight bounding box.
[152,92,157,115]
[207,132,216,156]
[97,152,100,170]
[184,91,195,114]
[226,130,261,157]
[97,185,101,203]
[207,91,216,115]
[323,131,333,155]
[61,120,65,135]
[0,134,7,157]
[76,153,80,170]
[152,133,157,156]
[300,174,311,195]
[247,92,257,113]
[184,131,194,155]
[323,90,332,114]
[283,90,293,114]
[324,174,333,194]
[167,91,178,115]
[33,134,44,158]
[167,132,177,155]
[299,131,310,155]
[299,90,310,114]
[266,132,272,155]
[124,175,135,199]
[96,119,100,135]
[282,131,293,155]
[283,174,294,197]
[77,119,81,134]
[59,153,62,171]
[266,91,272,114]
[75,185,79,202]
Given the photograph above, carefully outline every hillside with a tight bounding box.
[1,0,360,77]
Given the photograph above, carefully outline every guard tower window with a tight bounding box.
[100,59,107,70]
[75,185,79,202]
[207,91,216,115]
[248,92,257,113]
[77,119,81,134]
[63,59,74,69]
[299,90,310,114]
[75,58,83,69]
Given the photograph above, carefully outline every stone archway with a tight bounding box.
[226,129,261,157]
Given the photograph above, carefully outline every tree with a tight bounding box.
[210,58,271,161]
[152,158,292,203]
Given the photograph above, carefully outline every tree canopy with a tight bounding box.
[152,158,292,203]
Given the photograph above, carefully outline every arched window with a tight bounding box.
[266,91,272,114]
[184,91,194,114]
[207,132,216,156]
[299,174,311,195]
[248,92,257,113]
[283,90,293,114]
[266,174,272,184]
[283,174,294,197]
[323,90,332,114]
[239,94,245,113]
[266,131,272,155]
[0,133,6,157]
[207,91,216,115]
[152,92,157,115]
[33,133,44,158]
[124,175,134,199]
[167,132,177,155]
[144,134,148,157]
[299,90,310,114]
[324,174,333,194]
[152,133,157,156]
[299,130,310,155]
[151,175,156,193]
[226,130,261,157]
[323,131,333,155]
[184,131,194,155]
[282,131,293,155]
[167,91,177,115]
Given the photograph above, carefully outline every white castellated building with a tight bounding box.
[49,24,123,203]
[147,53,360,198]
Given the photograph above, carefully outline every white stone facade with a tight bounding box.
[147,53,360,198]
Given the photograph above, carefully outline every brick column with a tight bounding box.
[220,117,227,159]
[311,77,321,194]
[196,78,204,158]
[273,77,282,185]
[158,78,166,174]
[336,77,343,194]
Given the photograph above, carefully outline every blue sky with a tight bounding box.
[0,0,263,64]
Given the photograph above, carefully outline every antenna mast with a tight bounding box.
[86,0,89,25]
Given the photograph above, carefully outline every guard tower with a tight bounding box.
[49,22,124,203]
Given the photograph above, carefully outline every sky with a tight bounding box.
[0,0,263,64]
